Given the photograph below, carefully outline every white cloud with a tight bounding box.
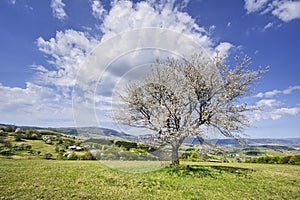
[283,85,300,94]
[1,0,234,128]
[251,105,300,121]
[91,0,106,20]
[209,25,216,34]
[36,30,98,87]
[0,83,74,126]
[263,22,273,31]
[250,90,300,121]
[50,0,67,20]
[275,107,300,115]
[99,1,213,50]
[272,0,300,22]
[214,42,233,57]
[256,99,281,107]
[244,0,269,13]
[255,85,300,98]
[71,0,234,128]
[244,0,300,22]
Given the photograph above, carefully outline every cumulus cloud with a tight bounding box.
[50,0,67,20]
[244,0,269,13]
[72,0,234,127]
[256,99,281,107]
[250,98,300,121]
[214,42,233,57]
[255,85,300,98]
[35,30,98,87]
[251,87,300,122]
[99,0,213,50]
[252,107,300,121]
[1,0,234,128]
[272,0,300,22]
[244,0,300,22]
[91,0,106,20]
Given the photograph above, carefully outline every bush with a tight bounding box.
[245,155,300,165]
[56,152,65,160]
[81,151,95,160]
[5,126,15,132]
[0,131,7,136]
[281,156,292,164]
[0,147,12,155]
[15,134,24,141]
[44,152,53,159]
[14,142,32,150]
[269,156,281,164]
[115,140,138,150]
[179,151,200,162]
[68,152,78,160]
[189,151,200,162]
[1,140,12,148]
[288,155,300,165]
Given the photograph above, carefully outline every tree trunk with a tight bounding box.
[171,143,180,165]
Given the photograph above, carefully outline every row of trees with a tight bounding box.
[245,155,300,165]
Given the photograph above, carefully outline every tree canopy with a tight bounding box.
[116,53,268,165]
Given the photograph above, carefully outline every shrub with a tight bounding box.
[256,156,266,163]
[81,151,95,160]
[179,151,200,162]
[0,147,12,155]
[15,134,24,141]
[0,131,7,136]
[281,156,292,164]
[44,152,53,159]
[56,152,65,160]
[14,142,32,150]
[115,140,138,150]
[245,155,300,165]
[68,152,78,160]
[189,151,200,162]
[288,155,300,165]
[268,156,281,164]
[5,126,15,132]
[1,140,12,148]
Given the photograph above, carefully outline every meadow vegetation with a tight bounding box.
[1,126,300,199]
[0,158,300,199]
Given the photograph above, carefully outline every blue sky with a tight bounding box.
[0,0,299,138]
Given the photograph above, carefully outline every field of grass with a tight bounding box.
[0,158,299,199]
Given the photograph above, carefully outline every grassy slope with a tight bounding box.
[0,159,299,200]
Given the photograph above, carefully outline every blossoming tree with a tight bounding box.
[117,53,268,165]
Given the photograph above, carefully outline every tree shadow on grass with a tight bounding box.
[163,165,254,178]
[209,165,254,176]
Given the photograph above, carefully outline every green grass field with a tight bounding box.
[0,158,299,200]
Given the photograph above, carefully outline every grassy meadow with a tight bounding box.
[0,158,300,200]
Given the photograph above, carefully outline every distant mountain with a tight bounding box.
[48,127,137,141]
[1,123,299,146]
[247,138,300,146]
[0,123,136,141]
[184,137,300,147]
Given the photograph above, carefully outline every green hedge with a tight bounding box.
[245,155,300,165]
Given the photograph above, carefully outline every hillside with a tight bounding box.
[0,123,136,141]
[1,123,300,146]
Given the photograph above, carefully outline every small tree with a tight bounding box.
[117,53,268,165]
